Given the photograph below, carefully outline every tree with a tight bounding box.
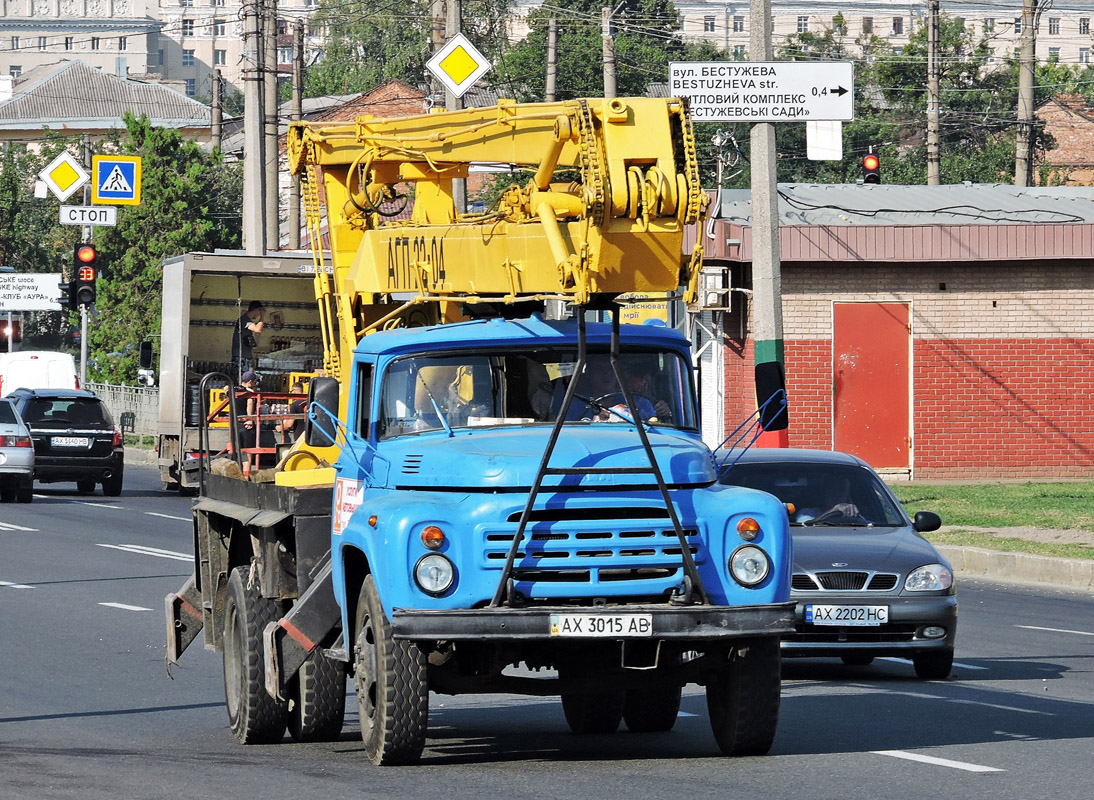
[306,0,513,97]
[492,0,722,101]
[86,114,242,383]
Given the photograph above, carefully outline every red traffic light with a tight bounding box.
[862,153,881,184]
[76,244,97,263]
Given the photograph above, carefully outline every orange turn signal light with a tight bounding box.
[421,525,446,550]
[737,517,761,541]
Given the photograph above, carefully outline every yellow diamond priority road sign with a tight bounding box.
[426,33,492,99]
[38,151,89,202]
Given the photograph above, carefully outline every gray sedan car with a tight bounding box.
[0,397,34,503]
[719,448,955,680]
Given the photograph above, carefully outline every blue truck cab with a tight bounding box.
[298,314,796,761]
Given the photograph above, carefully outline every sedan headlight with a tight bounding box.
[414,554,455,596]
[904,563,953,592]
[729,545,771,587]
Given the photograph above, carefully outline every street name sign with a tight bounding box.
[0,272,63,311]
[38,152,89,202]
[426,33,492,99]
[668,61,854,123]
[60,205,118,226]
[92,155,142,205]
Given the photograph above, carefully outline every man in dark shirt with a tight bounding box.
[231,301,265,379]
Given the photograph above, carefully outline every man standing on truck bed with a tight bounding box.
[231,301,265,380]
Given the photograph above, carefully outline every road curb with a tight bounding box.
[124,446,157,466]
[939,545,1094,593]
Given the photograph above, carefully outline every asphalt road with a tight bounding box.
[1,465,1093,799]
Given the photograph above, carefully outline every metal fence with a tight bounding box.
[86,382,159,438]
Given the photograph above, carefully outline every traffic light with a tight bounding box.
[862,153,881,184]
[74,243,98,306]
[58,277,76,311]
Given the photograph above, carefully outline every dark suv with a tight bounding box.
[6,388,124,496]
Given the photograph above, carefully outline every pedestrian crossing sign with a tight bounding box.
[92,155,142,205]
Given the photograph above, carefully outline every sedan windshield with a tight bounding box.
[379,346,696,439]
[722,462,906,527]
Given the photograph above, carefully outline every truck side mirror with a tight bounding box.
[138,339,154,369]
[755,361,789,432]
[305,376,340,448]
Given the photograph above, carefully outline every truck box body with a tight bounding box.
[155,251,322,489]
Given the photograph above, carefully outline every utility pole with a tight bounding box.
[263,0,280,250]
[211,68,223,151]
[601,6,617,98]
[545,16,558,102]
[80,134,92,385]
[430,0,445,104]
[288,19,303,249]
[243,0,265,255]
[926,0,940,185]
[1015,0,1037,186]
[445,0,466,212]
[749,0,785,442]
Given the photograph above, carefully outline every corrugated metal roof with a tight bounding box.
[717,183,1094,227]
[0,60,209,127]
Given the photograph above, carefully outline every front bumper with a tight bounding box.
[781,594,958,657]
[391,601,796,641]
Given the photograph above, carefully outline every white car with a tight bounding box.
[0,397,34,503]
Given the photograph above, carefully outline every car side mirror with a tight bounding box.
[305,377,340,448]
[913,511,941,533]
[755,361,788,432]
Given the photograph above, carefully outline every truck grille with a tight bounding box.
[481,506,701,588]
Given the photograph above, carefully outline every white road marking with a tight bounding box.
[678,711,699,717]
[0,521,38,532]
[1017,624,1094,637]
[878,656,988,671]
[874,750,1003,773]
[97,543,191,562]
[99,602,152,612]
[145,512,190,522]
[0,580,34,589]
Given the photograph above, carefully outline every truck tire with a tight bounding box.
[561,690,625,734]
[223,566,288,744]
[623,685,682,733]
[354,575,427,765]
[913,649,953,680]
[287,649,346,743]
[706,637,781,757]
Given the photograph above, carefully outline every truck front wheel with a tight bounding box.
[354,575,428,765]
[705,637,781,756]
[287,649,346,743]
[223,566,288,744]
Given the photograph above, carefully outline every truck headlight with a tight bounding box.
[414,554,455,596]
[729,545,770,587]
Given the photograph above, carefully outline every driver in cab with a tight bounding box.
[569,355,670,423]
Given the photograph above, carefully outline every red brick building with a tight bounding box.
[704,183,1094,480]
[1036,94,1094,186]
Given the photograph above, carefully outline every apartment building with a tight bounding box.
[674,1,1094,65]
[0,0,319,99]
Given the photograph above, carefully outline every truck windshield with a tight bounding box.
[378,347,697,439]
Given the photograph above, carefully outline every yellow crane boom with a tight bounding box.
[287,97,707,386]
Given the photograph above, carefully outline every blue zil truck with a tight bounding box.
[165,97,794,765]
